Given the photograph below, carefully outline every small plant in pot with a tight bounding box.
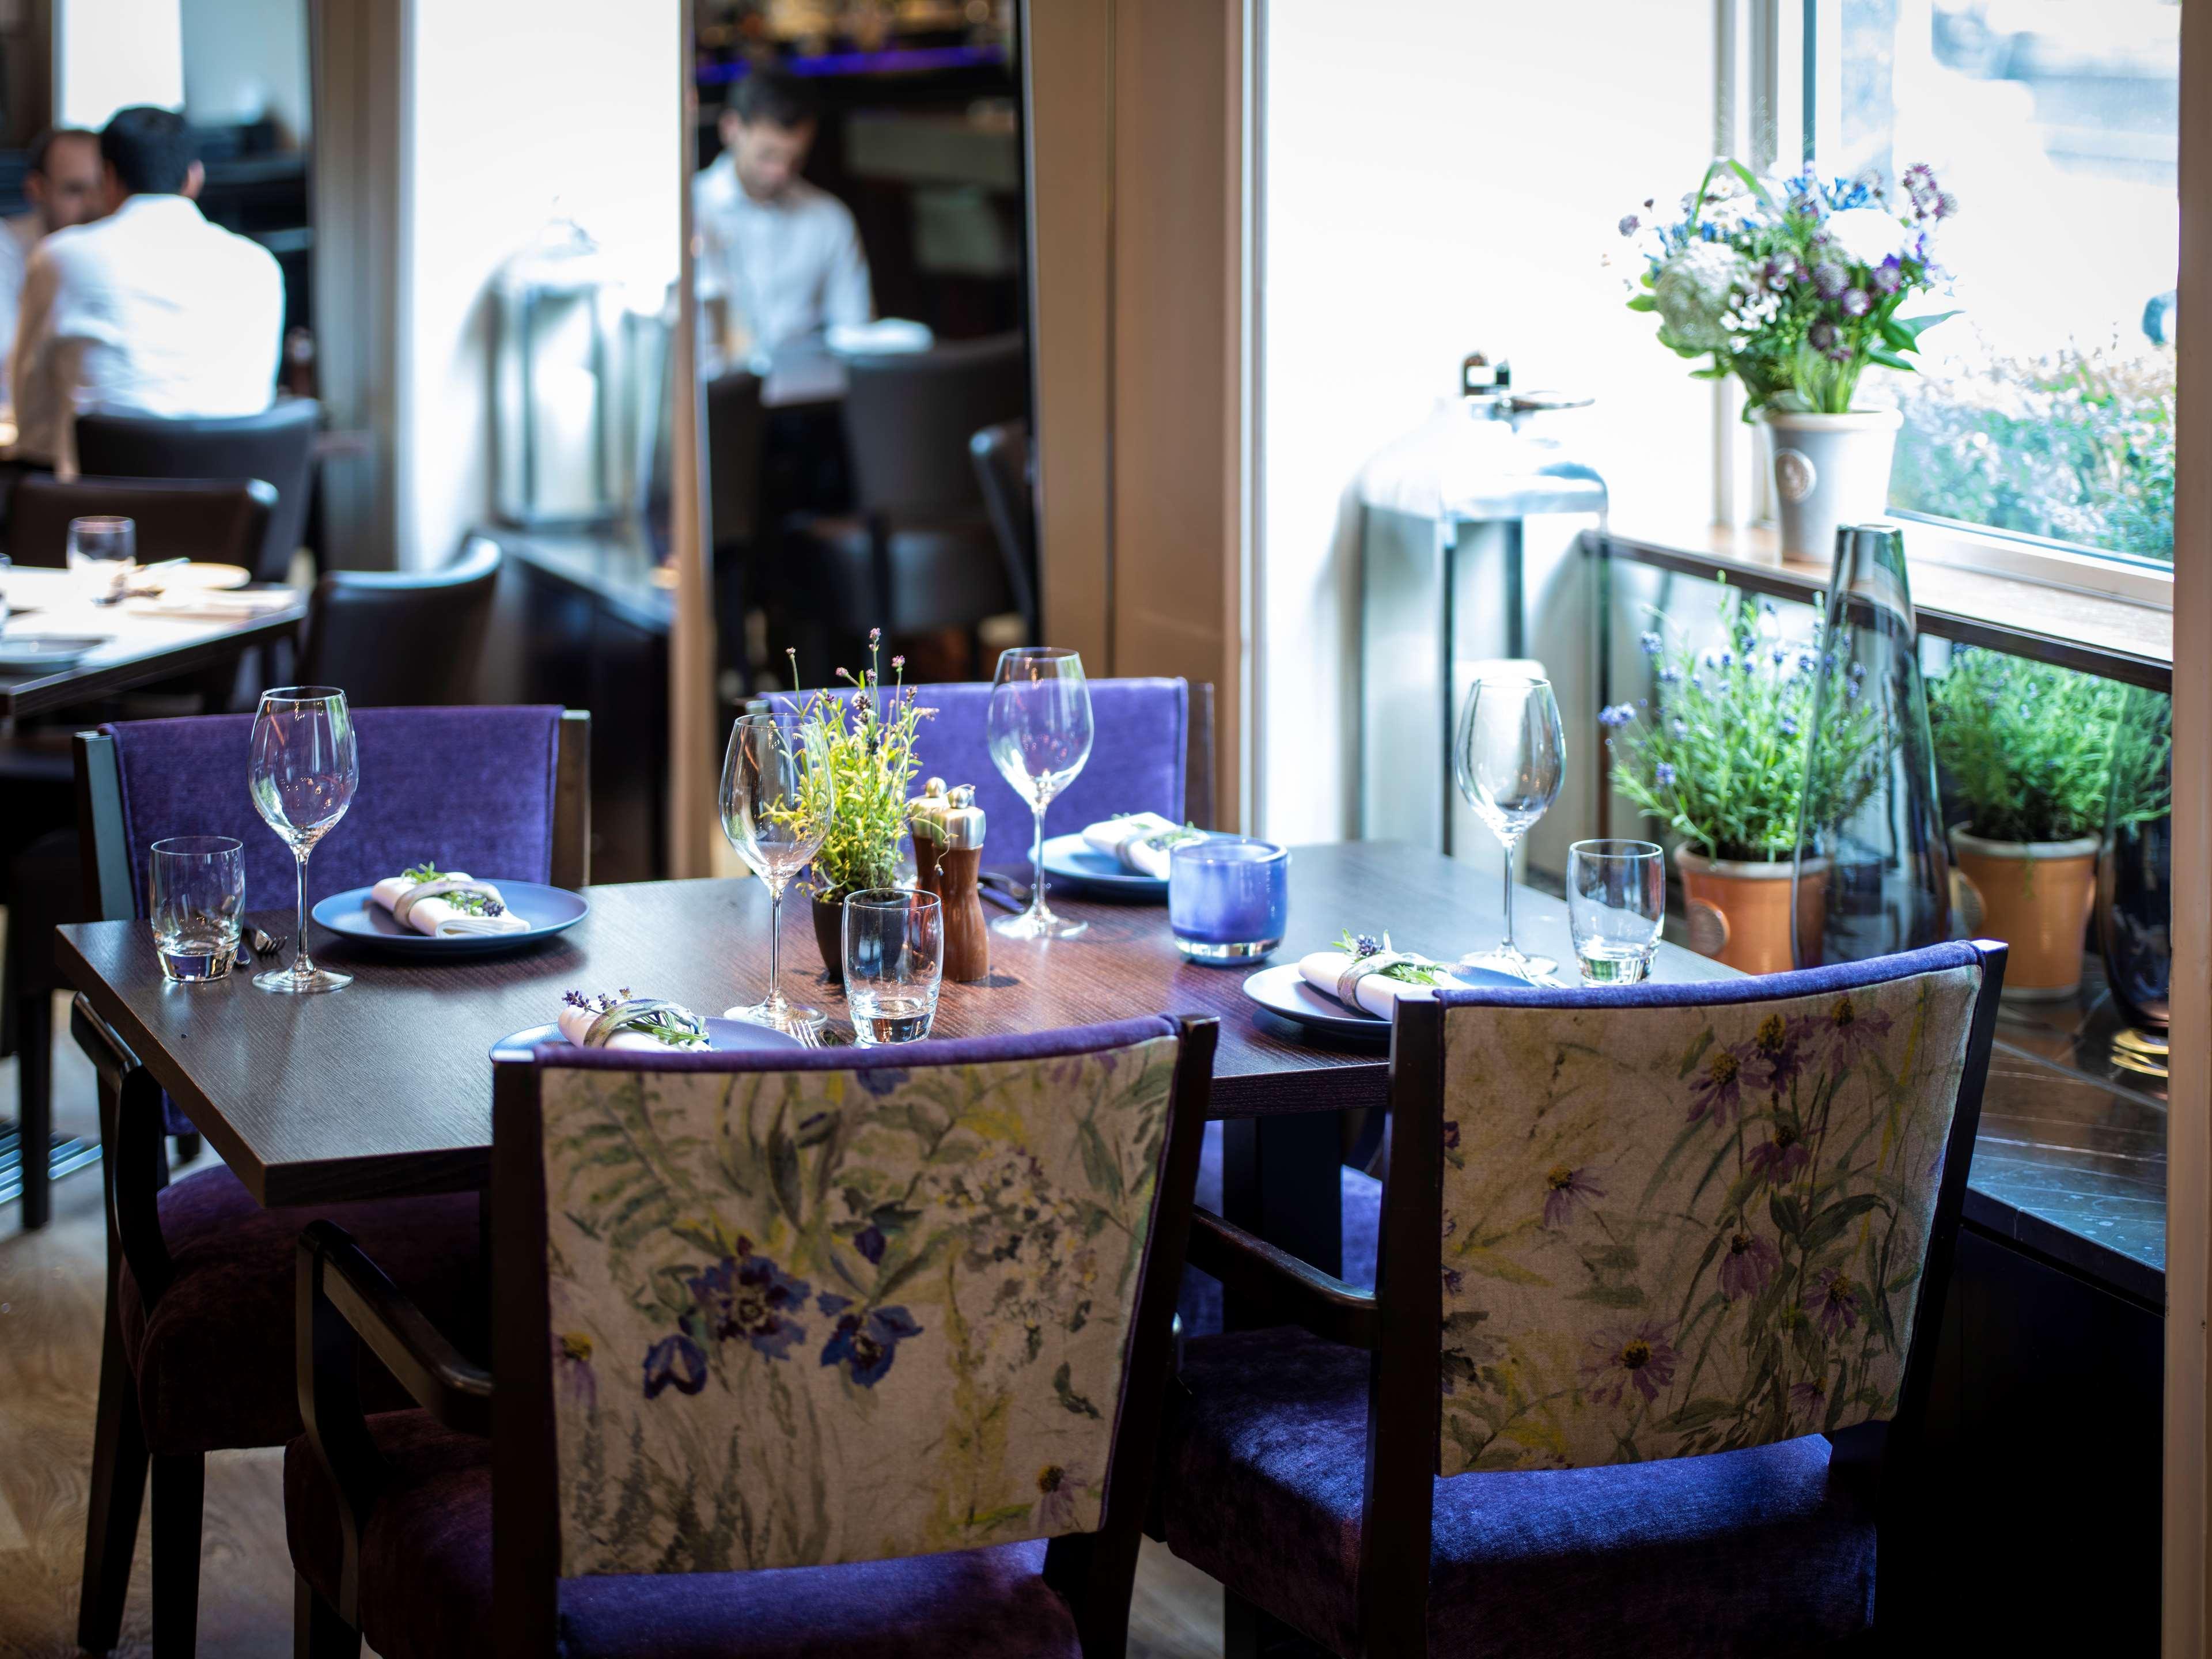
[1604,585,1886,974]
[781,634,934,980]
[1620,157,1957,558]
[1930,650,2163,1000]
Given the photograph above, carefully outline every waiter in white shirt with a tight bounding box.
[694,67,873,359]
[0,128,103,376]
[10,106,284,471]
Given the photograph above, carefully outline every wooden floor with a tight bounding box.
[0,988,1225,1659]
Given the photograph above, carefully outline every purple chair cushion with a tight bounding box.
[119,1165,483,1455]
[1177,1122,1380,1338]
[285,1410,1085,1659]
[1159,1327,1875,1658]
[771,678,1188,865]
[106,704,566,919]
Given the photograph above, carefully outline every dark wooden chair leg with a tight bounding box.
[16,987,50,1228]
[294,1573,360,1659]
[75,1291,149,1654]
[173,1132,202,1164]
[1225,1588,1335,1659]
[150,1452,204,1658]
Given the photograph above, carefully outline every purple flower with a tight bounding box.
[1718,1228,1781,1300]
[557,1332,597,1408]
[1746,1119,1811,1186]
[690,1247,812,1361]
[1934,191,1958,220]
[643,1333,707,1399]
[1669,717,1688,739]
[821,1304,924,1387]
[1820,994,1892,1066]
[1791,1376,1830,1421]
[854,1224,888,1264]
[1812,263,1847,299]
[1808,319,1838,351]
[1541,1164,1605,1228]
[857,1067,910,1097]
[1809,1268,1861,1336]
[1599,703,1636,729]
[1441,1265,1464,1295]
[1581,1321,1678,1406]
[1840,288,1871,317]
[1442,1119,1460,1151]
[1744,1011,1804,1092]
[1618,212,1641,237]
[1687,1047,1745,1127]
[1035,1462,1092,1532]
[1639,630,1663,656]
[1871,261,1902,296]
[1654,762,1677,787]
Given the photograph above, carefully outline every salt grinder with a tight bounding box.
[909,778,950,895]
[937,785,990,983]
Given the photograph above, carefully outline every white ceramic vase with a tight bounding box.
[1760,408,1903,561]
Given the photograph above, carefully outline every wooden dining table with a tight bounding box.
[0,565,304,717]
[58,842,1733,1271]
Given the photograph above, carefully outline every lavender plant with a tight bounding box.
[781,631,936,902]
[1605,586,1887,863]
[1620,158,1956,415]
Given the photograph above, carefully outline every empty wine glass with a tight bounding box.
[1455,673,1566,980]
[986,647,1093,940]
[720,711,830,1035]
[248,687,358,993]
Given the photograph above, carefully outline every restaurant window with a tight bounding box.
[1810,0,2179,569]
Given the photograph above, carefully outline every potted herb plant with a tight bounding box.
[1604,586,1885,974]
[1621,158,1956,558]
[783,633,933,980]
[1931,650,2160,1000]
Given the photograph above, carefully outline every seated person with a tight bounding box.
[10,106,283,469]
[0,127,103,374]
[694,67,872,359]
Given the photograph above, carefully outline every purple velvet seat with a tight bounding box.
[284,1412,1084,1659]
[771,677,1192,863]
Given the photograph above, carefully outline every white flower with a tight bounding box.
[1824,206,1907,268]
[1652,243,1746,351]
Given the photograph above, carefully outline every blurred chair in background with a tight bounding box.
[75,399,319,583]
[297,536,501,706]
[7,475,274,569]
[969,416,1036,645]
[705,368,768,697]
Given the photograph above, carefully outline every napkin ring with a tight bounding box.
[394,876,504,927]
[581,997,706,1049]
[1337,953,1412,1008]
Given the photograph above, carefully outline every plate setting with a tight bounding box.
[491,1016,802,1059]
[310,880,591,957]
[1241,960,1533,1041]
[1038,831,1168,900]
[0,633,109,671]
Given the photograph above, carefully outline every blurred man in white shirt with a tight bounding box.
[11,107,283,469]
[694,68,872,359]
[0,128,103,373]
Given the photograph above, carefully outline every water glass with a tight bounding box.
[1169,838,1290,963]
[843,888,944,1044]
[149,836,245,981]
[1,551,10,626]
[1566,839,1666,984]
[248,686,359,993]
[67,516,135,599]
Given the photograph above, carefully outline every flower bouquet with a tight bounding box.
[1603,585,1885,972]
[1930,649,2167,998]
[1620,158,1958,556]
[781,631,935,978]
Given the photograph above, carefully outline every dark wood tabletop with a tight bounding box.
[58,842,1733,1208]
[0,568,305,716]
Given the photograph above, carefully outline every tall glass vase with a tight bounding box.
[2099,683,2173,1077]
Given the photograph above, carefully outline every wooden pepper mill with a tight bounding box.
[936,785,990,983]
[910,778,950,896]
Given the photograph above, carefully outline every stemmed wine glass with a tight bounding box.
[1454,673,1566,980]
[720,711,830,1034]
[248,687,358,994]
[986,647,1093,940]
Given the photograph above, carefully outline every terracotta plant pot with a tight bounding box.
[810,894,846,983]
[1675,849,1827,976]
[1949,829,2099,1000]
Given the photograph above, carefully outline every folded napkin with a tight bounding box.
[370,870,529,937]
[557,992,710,1052]
[1080,812,1205,879]
[126,589,296,622]
[1298,944,1453,1020]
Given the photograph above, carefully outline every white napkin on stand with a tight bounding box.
[1297,948,1453,1020]
[370,872,530,937]
[555,997,708,1052]
[1081,812,1197,879]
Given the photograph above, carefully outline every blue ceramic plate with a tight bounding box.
[1040,832,1169,899]
[311,881,590,958]
[493,1016,803,1060]
[1241,961,1534,1041]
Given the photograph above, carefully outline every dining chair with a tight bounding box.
[1157,941,2008,1658]
[969,416,1037,643]
[296,536,502,704]
[285,1014,1217,1659]
[6,475,276,569]
[75,397,321,583]
[69,703,588,1659]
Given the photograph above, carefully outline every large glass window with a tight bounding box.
[1824,0,2178,563]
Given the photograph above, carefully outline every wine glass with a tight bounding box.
[720,711,830,1034]
[1454,673,1566,980]
[248,687,358,993]
[986,647,1093,940]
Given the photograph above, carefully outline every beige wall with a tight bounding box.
[1028,0,1249,828]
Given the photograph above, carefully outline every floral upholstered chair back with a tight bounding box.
[534,1021,1185,1577]
[1433,948,1987,1476]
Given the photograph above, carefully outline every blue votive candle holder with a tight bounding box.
[1169,838,1290,964]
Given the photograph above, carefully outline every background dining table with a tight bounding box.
[58,841,1734,1272]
